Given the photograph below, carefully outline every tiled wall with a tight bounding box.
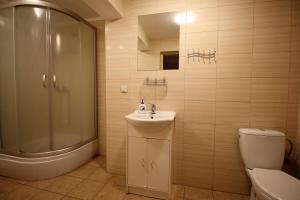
[103,0,300,195]
[92,21,106,155]
[297,99,300,178]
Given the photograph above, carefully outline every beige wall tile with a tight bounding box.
[187,8,219,32]
[287,103,299,140]
[250,102,287,129]
[214,125,244,170]
[183,166,213,189]
[251,78,288,102]
[183,143,214,169]
[172,143,184,184]
[185,79,216,101]
[218,29,253,54]
[187,0,218,10]
[254,0,291,28]
[156,78,184,101]
[219,0,253,7]
[289,78,300,103]
[216,78,251,102]
[292,0,300,26]
[186,31,218,50]
[217,54,252,78]
[106,136,126,174]
[219,3,253,30]
[216,102,250,126]
[290,52,300,79]
[184,123,215,145]
[291,26,300,51]
[253,27,290,53]
[185,62,217,79]
[185,101,216,124]
[253,53,290,78]
[213,169,250,194]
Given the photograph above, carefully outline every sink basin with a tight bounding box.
[125,111,176,126]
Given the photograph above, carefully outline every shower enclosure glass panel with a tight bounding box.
[80,23,96,142]
[0,7,18,152]
[50,10,82,150]
[0,2,96,157]
[15,6,50,153]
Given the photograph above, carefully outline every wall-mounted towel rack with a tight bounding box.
[187,48,216,64]
[144,77,167,86]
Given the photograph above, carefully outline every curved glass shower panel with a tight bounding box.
[80,22,96,141]
[50,9,82,150]
[0,7,19,152]
[0,1,96,157]
[15,6,50,153]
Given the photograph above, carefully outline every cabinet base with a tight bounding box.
[128,186,169,200]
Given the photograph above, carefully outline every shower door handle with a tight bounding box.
[42,74,47,88]
[52,75,57,88]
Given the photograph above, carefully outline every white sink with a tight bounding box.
[125,111,176,126]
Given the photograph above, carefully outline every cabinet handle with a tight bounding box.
[42,74,47,88]
[150,160,155,169]
[53,75,57,88]
[140,159,146,168]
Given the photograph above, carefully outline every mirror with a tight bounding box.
[137,12,180,71]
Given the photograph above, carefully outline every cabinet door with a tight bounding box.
[147,139,170,192]
[128,137,147,188]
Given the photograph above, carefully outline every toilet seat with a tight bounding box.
[252,168,300,200]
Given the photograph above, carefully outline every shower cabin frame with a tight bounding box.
[0,0,98,159]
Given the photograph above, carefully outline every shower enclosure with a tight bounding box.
[0,0,97,180]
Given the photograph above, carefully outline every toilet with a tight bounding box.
[239,128,300,200]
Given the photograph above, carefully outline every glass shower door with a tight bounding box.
[0,7,19,152]
[80,22,96,141]
[14,6,50,153]
[50,10,82,150]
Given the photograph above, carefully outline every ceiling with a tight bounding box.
[0,0,123,20]
[139,12,179,40]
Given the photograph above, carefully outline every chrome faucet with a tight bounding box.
[149,103,157,114]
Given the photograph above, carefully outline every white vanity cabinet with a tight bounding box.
[125,111,175,199]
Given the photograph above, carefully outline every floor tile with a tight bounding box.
[213,191,249,200]
[6,177,27,184]
[68,162,99,179]
[0,179,22,197]
[45,175,82,195]
[123,194,157,200]
[87,168,112,184]
[62,196,81,200]
[87,156,106,169]
[185,186,213,200]
[67,179,105,200]
[25,177,58,189]
[92,175,126,200]
[170,184,184,200]
[30,190,63,200]
[5,185,40,200]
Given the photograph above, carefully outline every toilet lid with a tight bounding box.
[252,168,300,200]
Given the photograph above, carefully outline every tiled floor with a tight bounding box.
[0,156,249,200]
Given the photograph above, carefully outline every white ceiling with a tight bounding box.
[0,0,123,20]
[0,0,100,18]
[139,12,179,40]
